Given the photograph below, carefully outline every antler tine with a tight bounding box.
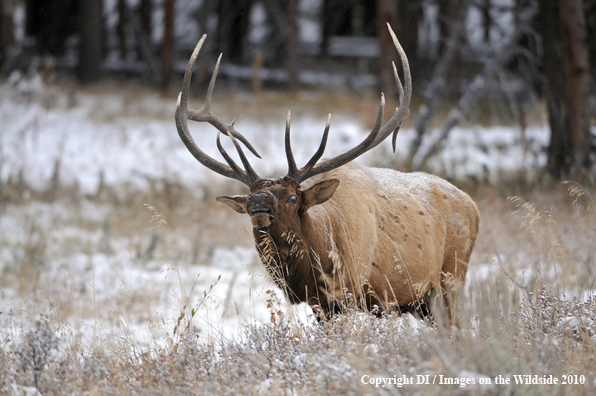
[216,131,260,186]
[373,23,412,147]
[204,53,220,111]
[293,95,385,183]
[300,113,331,176]
[290,23,411,184]
[393,61,404,107]
[187,54,261,159]
[176,36,244,183]
[216,132,248,183]
[176,34,261,188]
[391,61,404,153]
[285,111,299,179]
[226,130,261,184]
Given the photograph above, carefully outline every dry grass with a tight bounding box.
[1,175,595,395]
[1,78,595,394]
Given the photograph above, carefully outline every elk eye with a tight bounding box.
[288,195,298,204]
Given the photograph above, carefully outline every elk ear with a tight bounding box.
[216,195,249,214]
[301,179,340,213]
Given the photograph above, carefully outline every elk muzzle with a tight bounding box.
[247,192,275,229]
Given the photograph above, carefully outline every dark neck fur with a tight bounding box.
[252,214,323,305]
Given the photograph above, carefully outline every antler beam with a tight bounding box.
[175,34,261,187]
[284,23,411,185]
[178,23,411,188]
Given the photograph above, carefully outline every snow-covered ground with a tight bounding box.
[0,73,552,348]
[1,72,550,194]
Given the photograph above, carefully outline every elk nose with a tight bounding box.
[250,192,267,204]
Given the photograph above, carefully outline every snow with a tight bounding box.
[1,72,551,195]
[0,73,551,347]
[373,168,440,206]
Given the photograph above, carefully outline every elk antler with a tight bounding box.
[175,34,261,187]
[178,24,411,188]
[284,24,412,185]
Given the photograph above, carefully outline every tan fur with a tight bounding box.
[301,162,479,320]
[177,27,474,320]
[218,162,479,322]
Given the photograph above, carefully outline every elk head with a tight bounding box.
[175,24,411,233]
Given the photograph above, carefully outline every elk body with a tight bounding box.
[175,25,480,322]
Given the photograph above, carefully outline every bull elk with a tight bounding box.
[175,25,480,323]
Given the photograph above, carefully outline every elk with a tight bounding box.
[175,25,480,323]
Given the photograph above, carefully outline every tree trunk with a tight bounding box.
[586,1,596,84]
[136,0,153,61]
[377,0,398,98]
[78,0,103,83]
[559,0,590,170]
[193,0,214,90]
[161,0,174,95]
[437,0,461,90]
[139,0,152,35]
[0,0,15,68]
[538,1,569,177]
[117,0,127,60]
[396,0,422,78]
[321,0,350,56]
[481,0,491,43]
[407,2,463,166]
[28,0,78,57]
[286,0,298,92]
[216,0,253,65]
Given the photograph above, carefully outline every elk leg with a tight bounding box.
[440,248,470,327]
[440,276,465,327]
[316,272,345,301]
